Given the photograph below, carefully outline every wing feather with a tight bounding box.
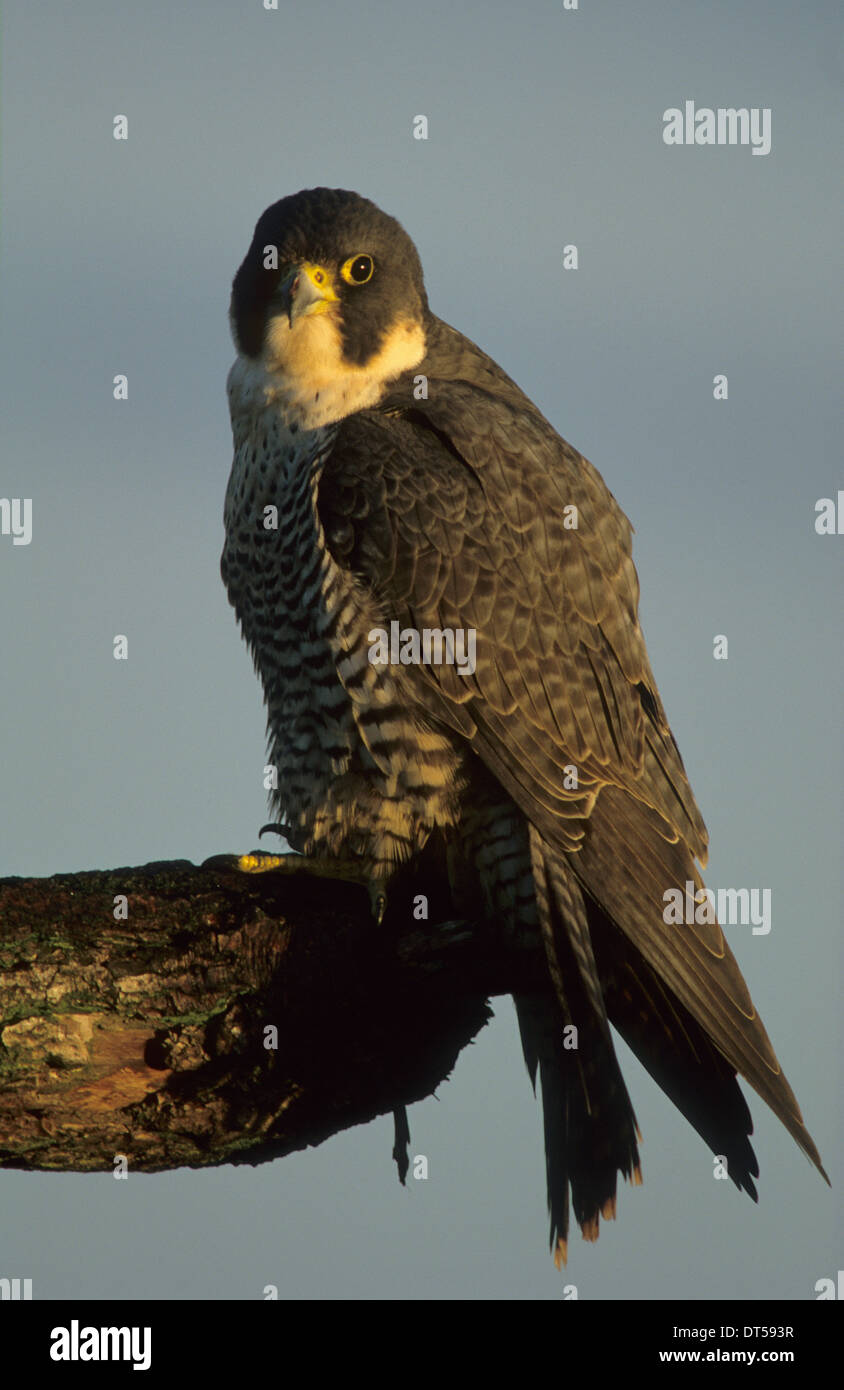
[315,330,825,1179]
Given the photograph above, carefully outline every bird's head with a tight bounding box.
[230,188,429,428]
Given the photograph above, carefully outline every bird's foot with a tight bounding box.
[204,842,388,923]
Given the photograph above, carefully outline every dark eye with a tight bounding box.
[341,254,374,285]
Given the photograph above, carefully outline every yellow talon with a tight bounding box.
[237,852,292,873]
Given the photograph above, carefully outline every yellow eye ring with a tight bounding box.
[341,254,374,285]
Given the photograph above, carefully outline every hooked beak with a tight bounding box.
[279,261,338,327]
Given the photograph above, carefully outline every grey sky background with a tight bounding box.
[0,0,841,1300]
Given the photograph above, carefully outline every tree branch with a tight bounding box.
[0,859,541,1174]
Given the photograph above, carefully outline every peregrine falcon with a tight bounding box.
[222,187,826,1264]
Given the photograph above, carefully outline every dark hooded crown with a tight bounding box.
[230,187,429,365]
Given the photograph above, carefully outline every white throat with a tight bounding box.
[253,309,426,430]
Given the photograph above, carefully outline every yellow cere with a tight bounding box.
[300,262,338,308]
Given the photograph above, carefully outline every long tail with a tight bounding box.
[513,991,642,1267]
[571,786,828,1182]
[516,824,642,1265]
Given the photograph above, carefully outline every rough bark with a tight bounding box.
[0,858,541,1175]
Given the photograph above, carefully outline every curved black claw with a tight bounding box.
[259,822,306,853]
